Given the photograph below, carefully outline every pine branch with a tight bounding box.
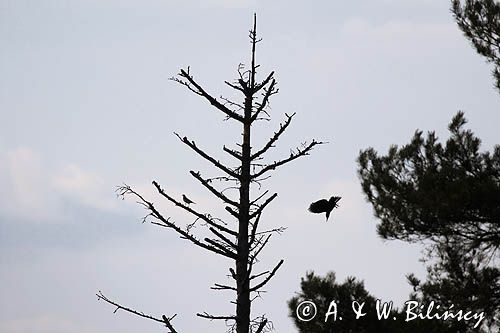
[118,184,234,257]
[225,206,240,219]
[211,283,237,291]
[250,193,277,219]
[190,170,239,208]
[254,227,287,237]
[162,315,180,333]
[251,113,295,160]
[251,79,278,123]
[152,181,237,236]
[174,133,240,179]
[253,71,274,93]
[220,95,245,111]
[250,190,269,207]
[249,211,262,246]
[96,291,180,333]
[209,227,237,249]
[223,145,243,161]
[204,237,237,258]
[255,318,268,333]
[197,312,236,321]
[229,267,237,280]
[172,68,245,123]
[151,219,236,259]
[251,140,325,179]
[249,270,269,281]
[224,80,247,93]
[250,259,284,292]
[252,234,271,260]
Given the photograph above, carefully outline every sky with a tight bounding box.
[1,0,499,332]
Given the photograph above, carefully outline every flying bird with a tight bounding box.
[182,194,195,205]
[308,196,341,221]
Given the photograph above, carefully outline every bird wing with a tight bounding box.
[308,199,329,213]
[330,196,341,207]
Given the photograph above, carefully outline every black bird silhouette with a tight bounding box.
[308,196,341,221]
[182,194,195,205]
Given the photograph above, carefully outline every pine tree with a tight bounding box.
[358,112,500,331]
[452,0,500,92]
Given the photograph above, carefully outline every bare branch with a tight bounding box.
[96,291,179,332]
[190,170,239,208]
[209,227,237,249]
[173,68,244,123]
[251,140,325,179]
[250,259,284,292]
[255,226,287,236]
[211,283,237,291]
[221,186,239,194]
[250,190,269,207]
[253,71,274,93]
[162,315,180,333]
[249,212,262,246]
[204,237,237,258]
[250,234,272,263]
[223,145,243,161]
[220,95,245,111]
[151,219,236,259]
[251,113,295,160]
[255,318,268,333]
[229,267,237,280]
[250,193,277,219]
[197,312,236,321]
[207,175,239,184]
[152,181,238,237]
[224,80,246,93]
[251,291,266,303]
[252,174,272,186]
[174,133,240,179]
[249,270,269,281]
[225,206,240,219]
[237,63,249,81]
[118,184,234,257]
[251,79,278,123]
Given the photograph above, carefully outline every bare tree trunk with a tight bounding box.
[236,19,258,331]
[236,95,252,333]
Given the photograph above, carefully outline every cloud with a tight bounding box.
[53,163,118,213]
[0,315,104,333]
[0,148,59,222]
[0,147,119,224]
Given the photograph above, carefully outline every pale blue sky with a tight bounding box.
[1,1,499,332]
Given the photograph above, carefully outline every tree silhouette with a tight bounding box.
[358,112,500,331]
[358,112,499,258]
[288,271,456,333]
[451,0,500,92]
[97,15,324,333]
[406,242,500,332]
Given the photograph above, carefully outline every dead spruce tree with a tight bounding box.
[97,15,324,333]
